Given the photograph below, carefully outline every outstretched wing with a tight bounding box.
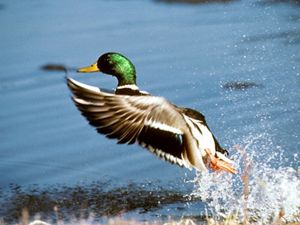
[67,77,190,168]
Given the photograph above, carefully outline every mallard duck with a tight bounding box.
[67,52,236,174]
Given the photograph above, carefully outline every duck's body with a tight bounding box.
[67,52,236,174]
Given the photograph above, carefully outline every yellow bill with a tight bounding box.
[77,63,100,73]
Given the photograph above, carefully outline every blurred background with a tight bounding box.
[0,0,299,223]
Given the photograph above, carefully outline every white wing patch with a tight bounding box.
[144,119,183,135]
[140,141,190,169]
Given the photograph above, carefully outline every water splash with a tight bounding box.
[189,134,300,224]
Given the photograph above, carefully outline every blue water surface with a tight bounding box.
[0,0,299,222]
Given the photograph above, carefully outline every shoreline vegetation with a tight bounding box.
[3,210,300,225]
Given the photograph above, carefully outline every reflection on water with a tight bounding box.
[40,64,68,72]
[1,182,190,224]
[245,30,300,45]
[221,81,262,90]
[259,0,300,6]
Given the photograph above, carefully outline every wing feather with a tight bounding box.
[67,77,188,167]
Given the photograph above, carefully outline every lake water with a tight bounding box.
[0,0,299,224]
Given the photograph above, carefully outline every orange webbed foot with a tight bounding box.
[204,149,237,174]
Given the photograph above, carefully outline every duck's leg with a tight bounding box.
[204,149,237,174]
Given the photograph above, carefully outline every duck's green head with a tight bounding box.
[77,52,136,86]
